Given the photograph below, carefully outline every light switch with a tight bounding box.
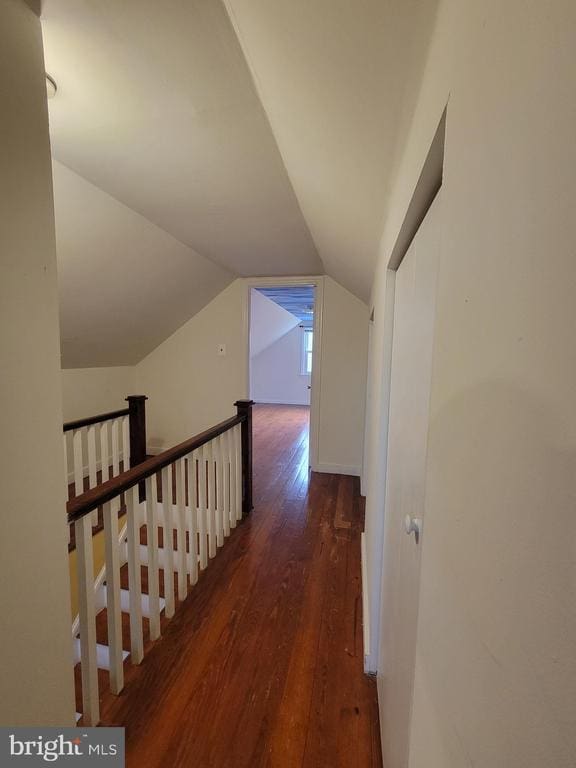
[217,343,227,356]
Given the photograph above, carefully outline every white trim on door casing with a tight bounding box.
[242,276,324,472]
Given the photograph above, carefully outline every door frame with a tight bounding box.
[242,276,324,471]
[365,107,447,672]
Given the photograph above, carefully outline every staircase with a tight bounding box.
[66,398,254,725]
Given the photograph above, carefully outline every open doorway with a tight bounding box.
[246,281,321,470]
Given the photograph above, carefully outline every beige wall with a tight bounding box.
[61,366,136,422]
[364,1,576,765]
[317,277,368,475]
[136,280,248,453]
[251,326,311,406]
[0,0,75,725]
[249,288,299,359]
[136,277,368,473]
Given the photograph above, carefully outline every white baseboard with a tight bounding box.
[313,462,361,477]
[361,532,372,668]
[253,397,311,406]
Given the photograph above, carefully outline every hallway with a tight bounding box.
[99,404,381,767]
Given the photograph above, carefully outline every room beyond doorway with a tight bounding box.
[249,285,316,407]
[245,278,323,472]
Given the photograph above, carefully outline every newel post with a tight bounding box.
[126,395,148,501]
[126,395,148,467]
[235,399,254,516]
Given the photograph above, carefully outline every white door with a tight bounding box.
[378,192,441,768]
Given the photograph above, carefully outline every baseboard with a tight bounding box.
[253,397,311,406]
[313,462,361,477]
[361,532,371,665]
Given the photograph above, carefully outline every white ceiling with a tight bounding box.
[42,0,321,281]
[53,161,232,367]
[42,0,438,366]
[221,0,395,300]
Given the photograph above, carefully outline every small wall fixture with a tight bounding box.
[46,73,57,99]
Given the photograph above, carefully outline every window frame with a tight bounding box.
[300,326,313,376]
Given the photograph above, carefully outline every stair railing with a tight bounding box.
[67,399,254,726]
[63,395,148,530]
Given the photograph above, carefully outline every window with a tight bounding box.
[300,327,313,375]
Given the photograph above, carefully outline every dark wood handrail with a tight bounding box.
[67,413,245,523]
[63,408,129,432]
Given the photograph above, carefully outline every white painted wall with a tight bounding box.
[249,289,299,358]
[61,366,137,478]
[0,0,75,725]
[61,366,136,422]
[251,326,310,406]
[135,276,368,473]
[362,1,576,766]
[317,277,369,475]
[136,280,248,453]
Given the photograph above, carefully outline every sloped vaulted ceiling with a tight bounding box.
[53,161,234,367]
[220,0,397,300]
[42,0,320,277]
[222,0,441,300]
[42,0,321,366]
[42,0,438,366]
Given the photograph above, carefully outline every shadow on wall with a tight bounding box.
[380,0,442,191]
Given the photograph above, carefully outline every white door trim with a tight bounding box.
[242,276,324,471]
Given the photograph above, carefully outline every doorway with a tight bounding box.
[245,279,322,470]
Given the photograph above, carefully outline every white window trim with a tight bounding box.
[300,326,313,376]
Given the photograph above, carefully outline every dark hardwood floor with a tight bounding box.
[96,404,382,767]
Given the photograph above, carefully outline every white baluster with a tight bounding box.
[187,451,199,586]
[235,423,242,522]
[87,425,98,527]
[206,440,216,558]
[161,465,175,618]
[216,435,224,548]
[103,500,124,694]
[64,434,70,545]
[126,484,143,664]
[197,445,208,570]
[111,418,120,477]
[228,427,237,529]
[75,513,99,725]
[100,421,110,484]
[175,459,188,602]
[110,419,122,524]
[87,425,97,488]
[222,431,231,539]
[145,475,161,641]
[122,415,130,472]
[73,428,84,497]
[63,433,69,498]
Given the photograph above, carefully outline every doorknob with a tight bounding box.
[404,515,422,541]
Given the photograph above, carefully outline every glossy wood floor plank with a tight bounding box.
[97,404,381,767]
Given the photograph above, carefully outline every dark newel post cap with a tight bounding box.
[125,395,148,402]
[234,399,254,408]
